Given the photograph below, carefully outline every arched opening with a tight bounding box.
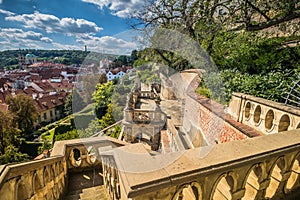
[44,167,50,184]
[242,165,262,200]
[297,123,300,129]
[33,172,43,193]
[16,180,28,200]
[87,146,97,164]
[278,114,290,132]
[172,182,202,200]
[71,148,82,166]
[253,106,261,124]
[212,175,234,200]
[265,159,285,198]
[244,102,251,119]
[285,157,300,191]
[265,110,275,131]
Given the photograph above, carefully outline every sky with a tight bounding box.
[0,0,145,55]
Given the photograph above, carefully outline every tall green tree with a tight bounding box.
[0,110,20,155]
[6,94,38,137]
[0,110,28,164]
[93,81,114,118]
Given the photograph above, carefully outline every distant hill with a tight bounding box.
[0,49,118,70]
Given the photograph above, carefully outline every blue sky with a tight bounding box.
[0,0,144,54]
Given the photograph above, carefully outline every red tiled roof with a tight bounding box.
[48,79,74,91]
[35,92,69,112]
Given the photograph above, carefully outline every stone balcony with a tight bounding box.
[229,92,300,134]
[0,137,127,200]
[0,129,300,199]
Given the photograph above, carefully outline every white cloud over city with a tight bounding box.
[5,12,103,35]
[76,35,137,54]
[0,28,53,49]
[82,0,144,18]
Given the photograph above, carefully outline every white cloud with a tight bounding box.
[82,0,144,18]
[0,28,53,49]
[76,35,137,54]
[5,11,103,35]
[0,28,52,42]
[0,9,15,16]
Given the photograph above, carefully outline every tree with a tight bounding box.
[6,94,38,137]
[0,145,28,165]
[0,110,21,155]
[134,0,299,58]
[93,81,114,118]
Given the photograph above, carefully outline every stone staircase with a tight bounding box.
[64,169,110,200]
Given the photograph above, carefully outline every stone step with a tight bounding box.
[67,185,104,196]
[65,185,110,200]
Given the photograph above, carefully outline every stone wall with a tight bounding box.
[183,93,249,145]
[228,93,300,134]
[0,137,127,200]
[115,129,300,200]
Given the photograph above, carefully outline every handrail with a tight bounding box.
[0,155,64,189]
[91,120,123,137]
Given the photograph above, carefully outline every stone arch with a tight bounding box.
[70,147,82,167]
[87,145,97,164]
[43,167,50,185]
[296,122,300,129]
[50,163,56,178]
[59,160,65,173]
[253,105,262,125]
[265,157,286,199]
[242,163,264,200]
[211,173,235,200]
[285,152,300,192]
[52,184,59,199]
[172,182,202,200]
[278,114,290,132]
[32,171,43,193]
[244,102,251,120]
[15,178,28,200]
[265,109,275,131]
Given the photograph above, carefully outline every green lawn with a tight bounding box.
[40,129,55,143]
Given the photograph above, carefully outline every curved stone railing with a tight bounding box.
[0,137,127,200]
[0,156,66,200]
[228,92,300,134]
[111,129,300,200]
[124,109,166,124]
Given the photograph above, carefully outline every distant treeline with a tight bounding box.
[0,49,132,69]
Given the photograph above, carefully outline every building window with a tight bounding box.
[50,110,53,118]
[44,113,47,120]
[38,116,41,123]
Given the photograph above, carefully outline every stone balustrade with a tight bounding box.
[228,92,300,135]
[0,156,66,200]
[111,129,300,199]
[139,91,157,99]
[0,137,127,200]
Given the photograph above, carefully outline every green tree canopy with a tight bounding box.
[7,94,38,137]
[0,110,21,155]
[93,81,114,118]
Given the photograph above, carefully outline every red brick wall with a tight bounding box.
[183,94,248,145]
